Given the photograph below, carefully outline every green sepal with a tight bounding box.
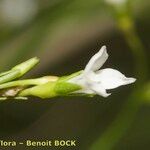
[19,81,56,98]
[19,81,82,99]
[0,70,20,84]
[0,70,14,77]
[54,82,82,96]
[0,57,39,84]
[12,57,39,77]
[19,70,83,99]
[58,70,83,82]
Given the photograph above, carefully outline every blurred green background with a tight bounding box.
[0,0,150,149]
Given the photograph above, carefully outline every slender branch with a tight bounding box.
[0,76,58,90]
[117,16,148,82]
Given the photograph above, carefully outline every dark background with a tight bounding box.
[0,0,149,149]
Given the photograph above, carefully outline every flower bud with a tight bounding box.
[0,57,39,84]
[19,81,82,98]
[12,57,39,77]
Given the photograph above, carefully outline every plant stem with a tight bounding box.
[117,15,148,82]
[0,76,58,90]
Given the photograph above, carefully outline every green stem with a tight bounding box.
[117,15,148,82]
[0,76,58,90]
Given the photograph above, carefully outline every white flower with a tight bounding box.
[69,46,136,97]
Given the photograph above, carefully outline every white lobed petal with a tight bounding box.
[68,46,136,98]
[84,46,108,74]
[69,74,111,97]
[68,74,94,94]
[94,68,136,90]
[90,83,111,97]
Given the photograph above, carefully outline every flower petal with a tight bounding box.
[68,74,94,94]
[90,83,111,97]
[84,46,108,74]
[95,68,136,90]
